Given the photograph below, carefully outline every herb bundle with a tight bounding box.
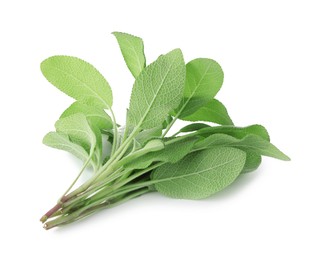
[40,32,289,229]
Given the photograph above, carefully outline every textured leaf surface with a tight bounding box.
[43,132,90,162]
[55,114,96,153]
[60,101,113,130]
[194,133,289,161]
[113,32,146,78]
[174,58,224,118]
[182,99,233,125]
[197,124,270,141]
[134,127,162,146]
[125,137,198,170]
[151,147,246,199]
[127,49,186,129]
[41,56,112,109]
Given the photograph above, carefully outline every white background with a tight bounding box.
[0,0,324,259]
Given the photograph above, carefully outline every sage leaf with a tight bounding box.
[197,124,270,141]
[113,32,146,78]
[178,123,210,133]
[151,147,246,199]
[60,101,113,130]
[125,137,198,170]
[195,133,290,161]
[43,132,92,165]
[55,113,97,154]
[41,56,113,109]
[174,58,224,118]
[127,49,186,129]
[241,152,262,174]
[182,99,233,125]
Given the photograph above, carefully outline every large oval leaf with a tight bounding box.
[41,56,113,109]
[151,147,246,199]
[127,49,185,129]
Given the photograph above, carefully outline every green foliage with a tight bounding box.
[174,58,224,118]
[127,49,186,130]
[39,32,289,230]
[60,101,113,130]
[182,99,233,125]
[151,147,246,199]
[113,32,146,78]
[41,56,113,109]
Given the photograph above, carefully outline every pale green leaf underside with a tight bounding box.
[113,32,146,78]
[151,147,246,199]
[127,49,186,129]
[175,58,224,118]
[182,99,233,125]
[55,113,96,154]
[43,132,90,163]
[60,101,113,130]
[41,56,113,109]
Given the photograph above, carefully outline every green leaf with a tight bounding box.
[127,49,186,129]
[43,132,91,163]
[197,124,270,141]
[112,32,146,78]
[125,136,198,170]
[178,123,211,133]
[241,152,262,174]
[55,113,97,154]
[151,147,246,199]
[174,58,224,118]
[41,56,113,109]
[232,134,290,161]
[194,133,290,161]
[134,126,162,146]
[194,133,238,150]
[182,99,233,125]
[162,115,173,129]
[60,101,113,130]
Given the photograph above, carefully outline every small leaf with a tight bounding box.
[43,132,91,163]
[127,49,186,130]
[241,152,262,174]
[41,56,113,109]
[178,123,211,133]
[151,147,246,199]
[182,99,233,125]
[174,58,224,118]
[113,32,146,78]
[60,101,113,130]
[134,126,162,146]
[55,113,96,154]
